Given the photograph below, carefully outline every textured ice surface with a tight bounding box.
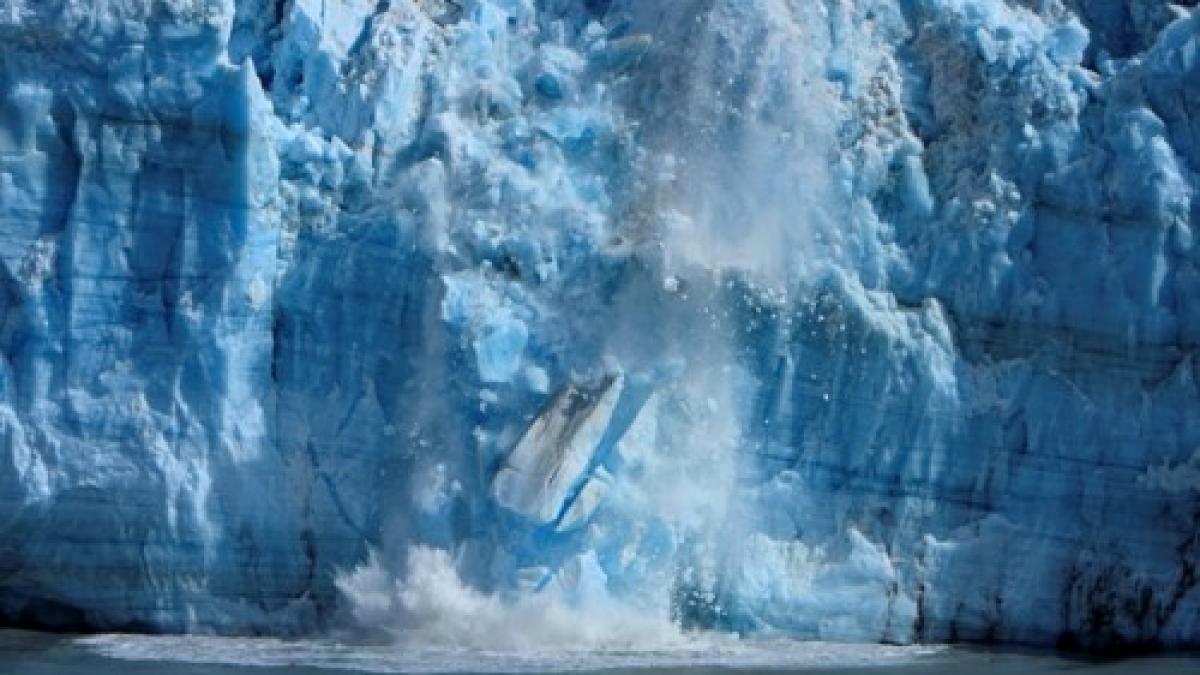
[0,0,1198,650]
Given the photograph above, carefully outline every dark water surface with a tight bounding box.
[0,630,1197,675]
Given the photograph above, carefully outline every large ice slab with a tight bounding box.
[491,376,623,525]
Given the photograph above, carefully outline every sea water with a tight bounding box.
[0,630,1197,675]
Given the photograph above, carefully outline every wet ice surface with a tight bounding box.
[0,631,1198,675]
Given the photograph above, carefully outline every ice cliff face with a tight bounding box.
[0,0,1198,650]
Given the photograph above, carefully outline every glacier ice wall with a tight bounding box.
[0,0,1197,650]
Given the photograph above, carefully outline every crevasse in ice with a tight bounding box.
[0,0,1197,650]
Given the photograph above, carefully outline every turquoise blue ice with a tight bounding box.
[0,0,1197,651]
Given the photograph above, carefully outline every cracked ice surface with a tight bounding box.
[0,0,1197,650]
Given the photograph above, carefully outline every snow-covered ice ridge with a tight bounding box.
[0,0,1198,651]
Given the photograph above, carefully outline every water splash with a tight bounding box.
[336,546,692,652]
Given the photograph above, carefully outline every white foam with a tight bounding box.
[78,632,944,673]
[335,545,689,653]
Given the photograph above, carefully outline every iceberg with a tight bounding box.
[0,0,1196,652]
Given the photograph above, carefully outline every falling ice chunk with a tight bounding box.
[474,314,529,383]
[491,375,624,523]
